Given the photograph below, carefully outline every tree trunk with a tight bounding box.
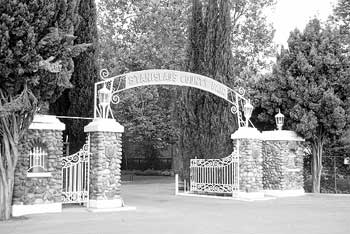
[0,133,17,220]
[0,114,26,220]
[311,139,323,193]
[0,176,14,220]
[0,86,37,220]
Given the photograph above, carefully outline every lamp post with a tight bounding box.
[243,100,253,127]
[98,85,111,119]
[275,109,285,130]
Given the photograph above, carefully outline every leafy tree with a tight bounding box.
[332,0,350,147]
[114,86,179,168]
[254,19,350,193]
[0,0,88,220]
[231,0,275,79]
[177,0,275,178]
[98,0,189,73]
[98,0,189,163]
[333,0,350,34]
[50,0,99,153]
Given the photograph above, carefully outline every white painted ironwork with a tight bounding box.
[190,150,239,195]
[94,69,254,128]
[28,147,47,172]
[61,135,90,204]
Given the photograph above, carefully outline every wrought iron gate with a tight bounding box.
[190,150,239,195]
[61,135,90,203]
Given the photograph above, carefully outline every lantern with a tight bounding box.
[344,157,350,165]
[243,100,253,127]
[98,85,111,118]
[275,109,285,131]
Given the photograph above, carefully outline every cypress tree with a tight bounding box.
[177,0,236,178]
[50,0,99,152]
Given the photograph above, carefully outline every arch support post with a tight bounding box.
[84,118,125,211]
[231,127,264,199]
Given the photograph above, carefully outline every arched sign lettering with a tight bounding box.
[94,69,253,128]
[125,70,228,100]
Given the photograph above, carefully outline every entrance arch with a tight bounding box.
[83,69,257,209]
[93,69,254,128]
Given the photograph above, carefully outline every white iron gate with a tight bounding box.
[61,135,90,204]
[190,150,239,195]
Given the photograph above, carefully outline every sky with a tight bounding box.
[268,0,337,46]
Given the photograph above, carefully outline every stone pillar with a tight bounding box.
[231,127,263,195]
[84,118,124,211]
[261,130,305,196]
[12,115,65,217]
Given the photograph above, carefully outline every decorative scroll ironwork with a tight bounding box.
[190,152,239,194]
[61,135,90,204]
[99,69,110,80]
[94,69,254,128]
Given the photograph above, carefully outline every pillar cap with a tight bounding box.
[231,127,261,140]
[261,130,304,141]
[84,118,124,133]
[29,115,65,130]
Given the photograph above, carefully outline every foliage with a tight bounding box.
[333,0,350,35]
[98,0,189,160]
[114,86,179,147]
[253,18,350,192]
[50,0,99,153]
[98,0,189,73]
[231,0,276,79]
[0,0,88,220]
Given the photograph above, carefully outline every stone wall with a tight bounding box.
[13,129,63,205]
[89,131,123,200]
[232,128,305,194]
[262,137,304,191]
[262,141,283,189]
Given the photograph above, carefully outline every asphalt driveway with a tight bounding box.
[1,176,350,234]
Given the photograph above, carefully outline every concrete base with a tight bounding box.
[264,189,305,197]
[87,198,136,212]
[231,127,261,140]
[88,206,136,212]
[236,191,266,200]
[84,118,124,133]
[261,130,304,141]
[177,191,275,201]
[12,203,62,217]
[29,115,65,130]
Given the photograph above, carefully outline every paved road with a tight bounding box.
[1,176,350,234]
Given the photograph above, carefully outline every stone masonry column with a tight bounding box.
[261,130,305,196]
[231,127,263,196]
[12,115,65,217]
[84,118,124,211]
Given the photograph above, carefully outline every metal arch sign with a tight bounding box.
[94,69,252,128]
[125,70,228,100]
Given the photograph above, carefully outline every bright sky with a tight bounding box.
[269,0,337,46]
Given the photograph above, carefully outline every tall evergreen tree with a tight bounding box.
[177,0,274,178]
[50,0,99,152]
[177,0,234,178]
[0,0,88,220]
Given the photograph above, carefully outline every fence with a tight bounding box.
[304,155,350,193]
[122,157,172,170]
[189,152,239,195]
